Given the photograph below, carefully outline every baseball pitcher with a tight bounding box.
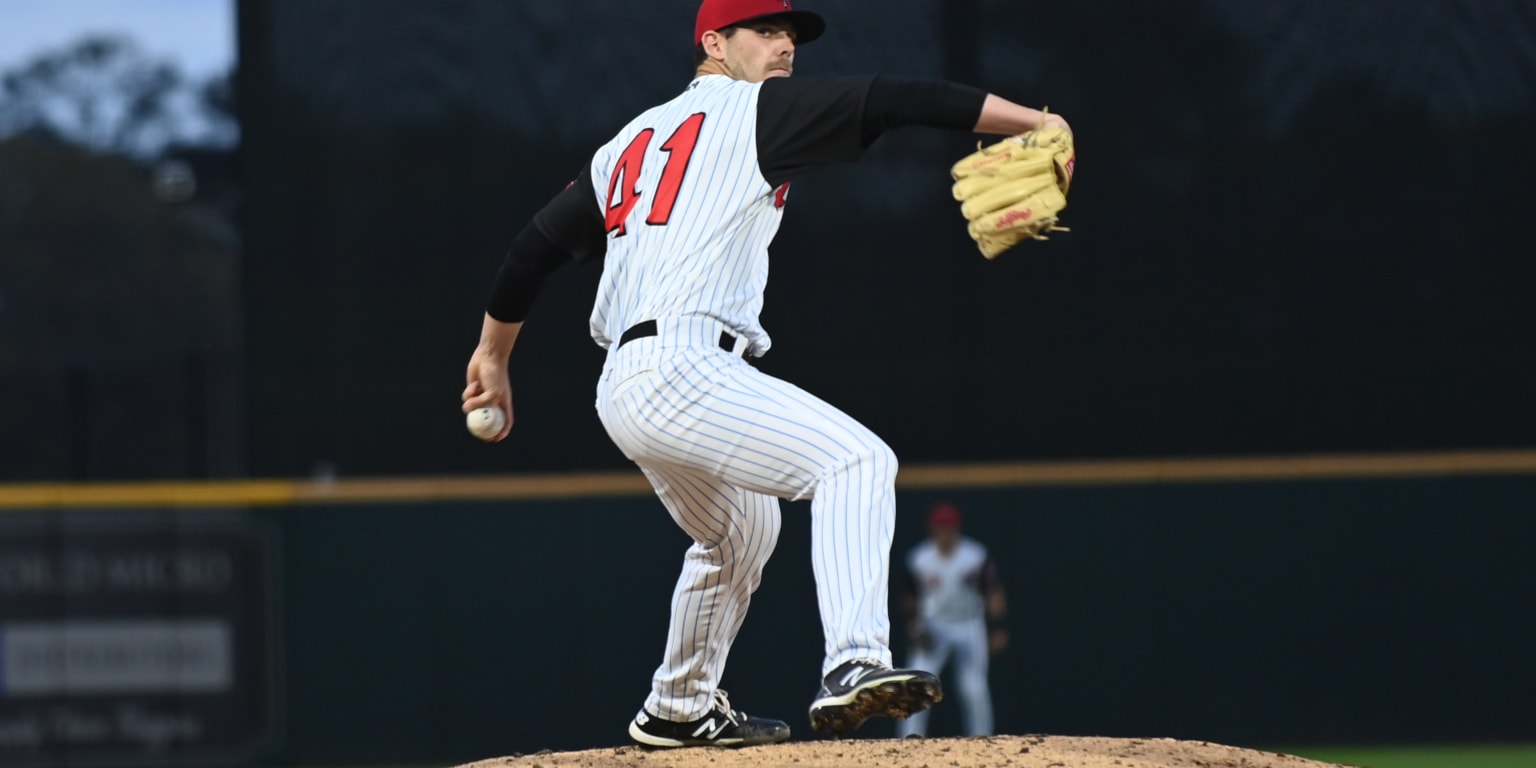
[461,0,1073,748]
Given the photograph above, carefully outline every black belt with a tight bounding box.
[617,319,742,355]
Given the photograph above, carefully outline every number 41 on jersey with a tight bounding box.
[603,112,706,236]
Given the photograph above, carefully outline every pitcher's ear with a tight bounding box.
[700,29,725,59]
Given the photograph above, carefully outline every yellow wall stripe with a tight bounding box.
[0,480,299,508]
[896,449,1536,487]
[2,449,1533,509]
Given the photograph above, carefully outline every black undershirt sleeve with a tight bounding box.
[533,166,607,260]
[755,75,988,187]
[980,555,1005,630]
[484,167,606,323]
[980,555,1002,595]
[755,75,875,187]
[863,75,988,137]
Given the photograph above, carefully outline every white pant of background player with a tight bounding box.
[896,617,993,737]
[595,316,898,721]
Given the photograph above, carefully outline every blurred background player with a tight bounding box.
[896,501,1009,737]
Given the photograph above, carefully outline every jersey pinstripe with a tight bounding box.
[588,75,783,358]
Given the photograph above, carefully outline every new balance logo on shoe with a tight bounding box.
[691,718,729,740]
[838,665,874,688]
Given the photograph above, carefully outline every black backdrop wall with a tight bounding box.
[237,0,1536,479]
[263,476,1536,764]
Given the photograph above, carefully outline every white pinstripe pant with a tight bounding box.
[596,316,897,721]
[896,618,993,737]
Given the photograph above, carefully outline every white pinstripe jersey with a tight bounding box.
[586,75,787,358]
[908,537,990,624]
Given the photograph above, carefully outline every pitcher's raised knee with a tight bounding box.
[815,439,898,497]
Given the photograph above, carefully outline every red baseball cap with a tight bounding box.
[928,502,962,528]
[695,0,826,46]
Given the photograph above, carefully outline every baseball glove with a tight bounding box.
[950,123,1075,259]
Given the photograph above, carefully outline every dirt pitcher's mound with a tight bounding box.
[454,734,1351,768]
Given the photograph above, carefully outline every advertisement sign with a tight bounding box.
[0,512,276,765]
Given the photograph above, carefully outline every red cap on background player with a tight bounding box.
[695,0,827,46]
[928,502,961,528]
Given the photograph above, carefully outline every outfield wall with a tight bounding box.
[3,453,1534,766]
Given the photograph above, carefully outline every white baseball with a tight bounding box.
[465,406,506,441]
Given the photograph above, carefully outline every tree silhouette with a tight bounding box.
[0,35,236,158]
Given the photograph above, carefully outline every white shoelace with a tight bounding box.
[710,689,742,725]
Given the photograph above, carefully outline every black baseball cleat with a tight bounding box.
[628,690,790,748]
[808,660,943,736]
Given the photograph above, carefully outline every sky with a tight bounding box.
[0,0,234,78]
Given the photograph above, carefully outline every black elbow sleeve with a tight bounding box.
[484,223,571,323]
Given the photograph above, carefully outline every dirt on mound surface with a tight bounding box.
[454,734,1351,768]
